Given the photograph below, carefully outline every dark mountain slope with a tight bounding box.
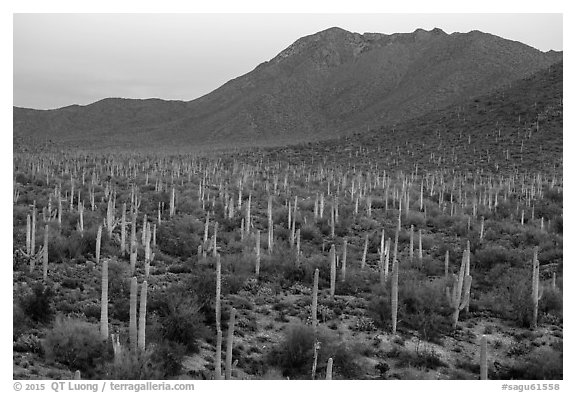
[14,27,562,150]
[252,61,562,178]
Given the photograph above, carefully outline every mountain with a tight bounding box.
[13,27,562,150]
[243,61,563,177]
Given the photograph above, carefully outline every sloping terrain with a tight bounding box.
[13,27,561,150]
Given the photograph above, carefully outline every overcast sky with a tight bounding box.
[13,13,563,110]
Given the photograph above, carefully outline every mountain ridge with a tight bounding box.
[13,27,562,150]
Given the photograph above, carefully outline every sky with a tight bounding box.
[13,13,563,110]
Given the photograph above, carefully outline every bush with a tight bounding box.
[325,342,364,379]
[540,288,562,317]
[497,348,562,379]
[150,341,187,377]
[104,348,165,379]
[157,215,202,258]
[13,302,30,340]
[43,316,110,375]
[474,245,522,269]
[19,282,54,324]
[13,334,43,354]
[149,285,209,352]
[267,324,330,379]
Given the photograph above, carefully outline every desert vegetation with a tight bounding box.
[13,94,562,380]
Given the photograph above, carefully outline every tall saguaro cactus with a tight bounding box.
[312,268,319,330]
[267,195,274,254]
[446,248,472,328]
[120,203,126,256]
[341,239,347,282]
[255,230,261,278]
[42,224,49,281]
[326,358,333,380]
[130,211,137,275]
[100,259,109,341]
[391,245,399,334]
[96,225,102,264]
[225,308,237,380]
[215,253,223,380]
[329,244,336,299]
[480,335,488,380]
[361,233,368,270]
[129,277,138,352]
[138,280,148,351]
[531,247,544,329]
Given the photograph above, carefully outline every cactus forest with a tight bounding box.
[13,65,562,381]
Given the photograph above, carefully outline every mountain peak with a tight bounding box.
[14,27,561,149]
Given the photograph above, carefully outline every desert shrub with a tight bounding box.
[324,342,364,379]
[336,271,373,295]
[167,264,192,274]
[181,270,216,325]
[300,224,322,244]
[399,277,450,342]
[224,273,249,295]
[497,348,562,380]
[14,332,43,355]
[540,288,562,317]
[351,316,377,332]
[538,247,562,266]
[367,286,392,330]
[267,324,332,379]
[149,285,209,352]
[474,244,522,269]
[19,282,55,324]
[395,347,447,370]
[478,267,533,327]
[157,215,201,258]
[108,259,130,298]
[13,302,30,340]
[43,316,110,375]
[404,212,426,228]
[150,340,187,377]
[61,277,84,290]
[550,216,562,234]
[104,348,164,379]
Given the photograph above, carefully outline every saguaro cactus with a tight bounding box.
[341,239,347,282]
[31,205,36,255]
[216,254,222,330]
[255,229,261,278]
[391,245,399,334]
[409,225,414,261]
[225,308,237,380]
[120,203,126,256]
[444,250,450,281]
[480,335,488,380]
[446,248,472,328]
[138,280,148,351]
[100,259,109,341]
[418,229,423,262]
[326,357,333,380]
[129,277,138,352]
[96,225,102,264]
[531,247,544,329]
[215,329,223,380]
[361,233,368,270]
[267,195,274,254]
[312,268,319,330]
[42,224,49,281]
[329,244,336,299]
[130,211,137,275]
[26,214,31,255]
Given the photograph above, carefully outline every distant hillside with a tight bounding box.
[13,27,562,150]
[256,61,562,178]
